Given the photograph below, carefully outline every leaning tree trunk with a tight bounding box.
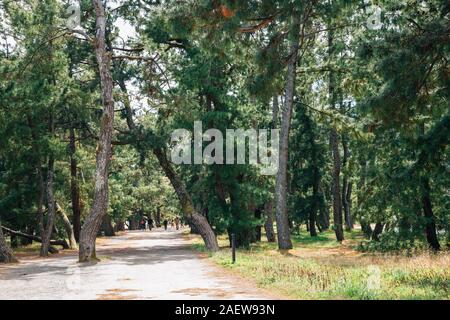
[153,148,219,251]
[55,202,77,249]
[69,127,82,243]
[275,13,301,250]
[79,0,115,262]
[118,74,218,251]
[40,154,56,257]
[421,178,440,251]
[0,223,17,263]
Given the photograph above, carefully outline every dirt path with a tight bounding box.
[0,229,272,300]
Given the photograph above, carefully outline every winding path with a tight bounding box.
[0,229,272,300]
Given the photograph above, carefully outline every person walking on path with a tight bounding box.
[175,217,180,230]
[163,219,168,231]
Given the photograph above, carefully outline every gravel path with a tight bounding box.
[0,229,271,300]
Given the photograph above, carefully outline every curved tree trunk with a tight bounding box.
[55,202,77,249]
[117,74,218,251]
[0,223,17,263]
[79,0,115,262]
[275,13,301,250]
[153,148,219,251]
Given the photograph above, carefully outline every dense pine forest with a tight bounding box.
[0,0,449,300]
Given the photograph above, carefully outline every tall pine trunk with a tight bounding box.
[69,127,82,243]
[275,13,301,250]
[27,116,45,241]
[79,0,115,262]
[0,223,17,263]
[342,135,353,230]
[264,201,276,243]
[263,96,278,243]
[309,167,319,237]
[328,28,344,242]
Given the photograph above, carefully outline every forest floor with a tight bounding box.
[190,230,450,300]
[0,229,276,300]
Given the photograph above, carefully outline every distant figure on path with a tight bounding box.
[163,219,168,230]
[175,217,180,230]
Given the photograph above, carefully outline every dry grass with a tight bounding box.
[191,230,450,300]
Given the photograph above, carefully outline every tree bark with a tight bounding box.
[0,223,17,263]
[264,201,276,243]
[55,202,77,249]
[421,178,440,251]
[275,13,301,250]
[79,0,116,262]
[69,127,82,243]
